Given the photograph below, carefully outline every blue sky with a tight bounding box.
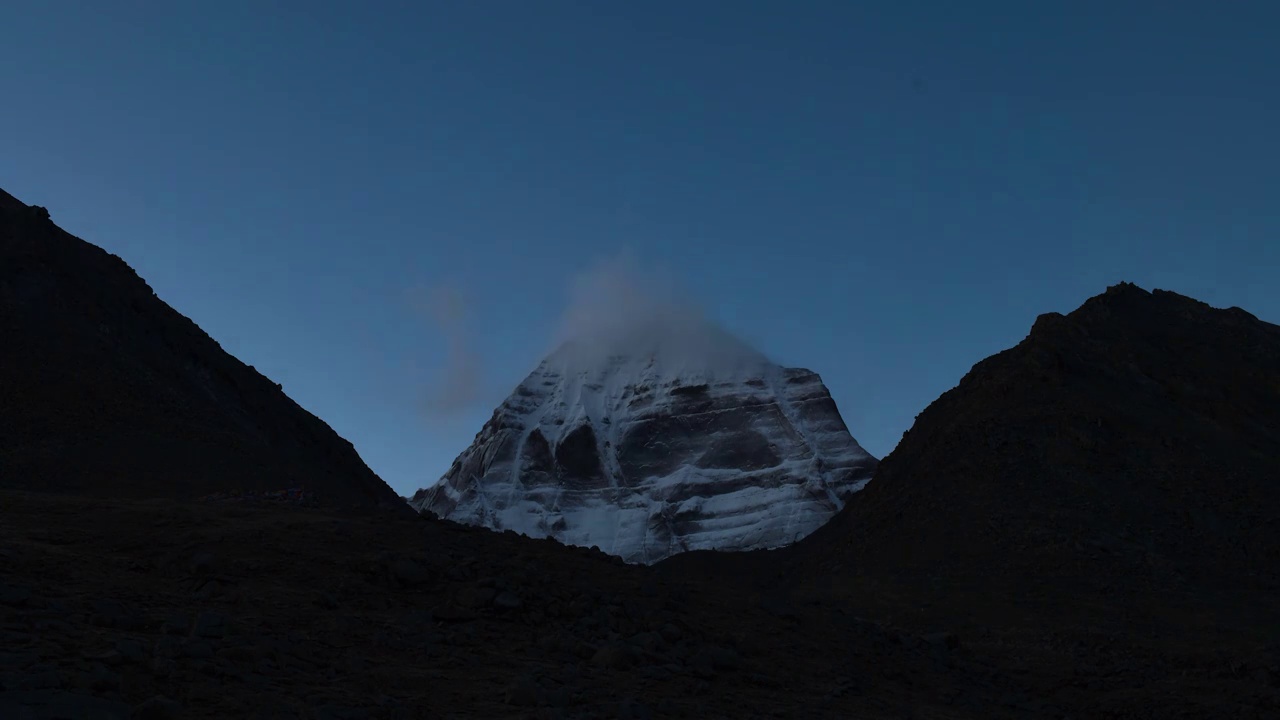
[3,2,1277,497]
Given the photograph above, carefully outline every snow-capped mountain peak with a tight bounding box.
[411,318,877,563]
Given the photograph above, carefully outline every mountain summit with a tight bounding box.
[411,312,876,563]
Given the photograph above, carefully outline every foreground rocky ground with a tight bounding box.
[7,487,1275,720]
[1,490,1047,720]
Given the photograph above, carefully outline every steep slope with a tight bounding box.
[655,283,1280,718]
[412,324,876,563]
[793,282,1280,640]
[0,188,406,511]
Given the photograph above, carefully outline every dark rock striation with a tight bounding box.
[412,340,877,563]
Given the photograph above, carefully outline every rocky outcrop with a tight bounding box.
[0,187,407,511]
[411,340,877,563]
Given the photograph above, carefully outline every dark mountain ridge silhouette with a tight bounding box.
[0,187,406,511]
[798,282,1279,611]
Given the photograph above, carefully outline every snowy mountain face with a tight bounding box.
[410,315,877,564]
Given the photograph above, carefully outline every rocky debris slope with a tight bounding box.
[0,489,1033,720]
[0,188,406,511]
[412,334,876,563]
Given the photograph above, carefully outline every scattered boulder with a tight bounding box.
[159,612,189,636]
[190,551,217,576]
[925,632,961,653]
[115,639,149,664]
[0,583,32,607]
[389,558,432,589]
[504,676,542,707]
[432,606,478,623]
[90,600,146,631]
[193,611,228,638]
[618,698,653,720]
[131,695,182,720]
[181,641,214,660]
[493,591,523,610]
[456,586,497,609]
[313,705,370,720]
[592,643,638,670]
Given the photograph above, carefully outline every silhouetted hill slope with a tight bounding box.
[798,281,1280,635]
[659,283,1280,716]
[0,188,406,511]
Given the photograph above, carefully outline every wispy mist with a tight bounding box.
[409,283,482,417]
[548,255,769,378]
[410,255,771,422]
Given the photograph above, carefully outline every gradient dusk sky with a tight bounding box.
[3,1,1277,496]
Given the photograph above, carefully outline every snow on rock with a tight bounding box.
[410,274,877,563]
